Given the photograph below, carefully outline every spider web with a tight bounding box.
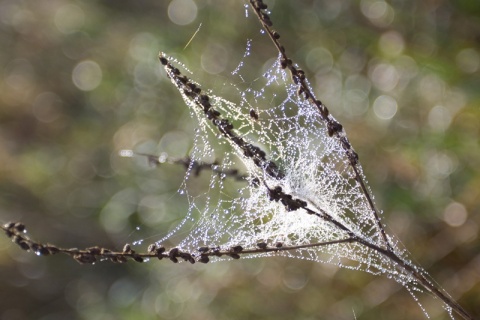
[145,30,460,316]
[157,51,427,287]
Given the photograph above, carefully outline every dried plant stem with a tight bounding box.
[248,1,475,319]
[122,150,248,181]
[248,0,391,253]
[160,50,474,319]
[1,222,354,264]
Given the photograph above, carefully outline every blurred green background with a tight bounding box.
[0,1,479,319]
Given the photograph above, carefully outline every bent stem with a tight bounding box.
[248,0,391,252]
[247,1,475,319]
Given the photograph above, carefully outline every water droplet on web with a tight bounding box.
[119,149,134,157]
[132,240,143,246]
[260,29,265,34]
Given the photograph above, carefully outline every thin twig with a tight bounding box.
[121,150,248,181]
[1,222,355,264]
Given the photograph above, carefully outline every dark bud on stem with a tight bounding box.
[148,244,156,253]
[199,255,210,263]
[123,244,132,253]
[231,245,243,253]
[257,242,267,249]
[133,255,144,263]
[159,56,168,65]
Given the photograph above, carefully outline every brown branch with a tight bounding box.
[122,150,248,182]
[247,0,391,253]
[1,221,355,265]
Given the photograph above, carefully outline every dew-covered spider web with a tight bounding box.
[123,26,465,316]
[146,47,460,318]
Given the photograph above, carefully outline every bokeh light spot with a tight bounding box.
[54,4,85,34]
[428,105,452,132]
[443,202,468,227]
[373,95,397,120]
[168,0,197,26]
[72,60,103,91]
[32,92,63,123]
[456,48,480,74]
[379,31,405,57]
[370,63,399,92]
[201,43,228,75]
[360,0,394,27]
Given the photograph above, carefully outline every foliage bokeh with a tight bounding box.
[0,1,479,319]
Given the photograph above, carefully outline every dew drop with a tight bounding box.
[119,149,134,157]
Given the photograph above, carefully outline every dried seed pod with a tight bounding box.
[87,247,101,255]
[14,222,26,233]
[229,253,240,260]
[123,244,132,253]
[297,69,305,80]
[133,255,144,263]
[275,242,283,248]
[231,245,243,253]
[46,245,60,255]
[18,241,30,251]
[74,253,96,264]
[4,222,15,229]
[199,255,210,263]
[272,31,280,39]
[148,244,157,253]
[249,109,259,120]
[159,56,168,65]
[257,242,267,249]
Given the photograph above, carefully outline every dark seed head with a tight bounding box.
[133,255,144,263]
[159,56,168,65]
[199,255,210,263]
[14,222,26,233]
[231,245,243,253]
[229,253,240,260]
[257,242,267,249]
[123,244,132,253]
[148,244,157,253]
